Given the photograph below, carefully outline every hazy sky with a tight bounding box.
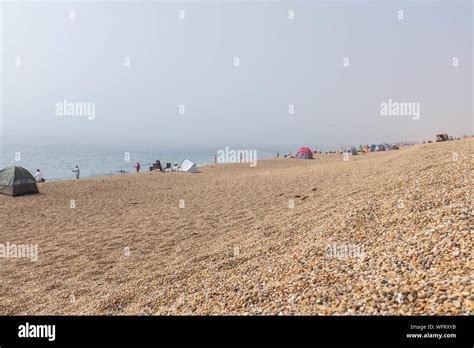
[1,0,472,150]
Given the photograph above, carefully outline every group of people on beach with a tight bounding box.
[149,160,162,172]
[34,165,81,182]
[148,160,179,172]
[33,158,184,182]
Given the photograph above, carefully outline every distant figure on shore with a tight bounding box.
[135,162,141,173]
[72,165,80,179]
[34,169,44,182]
[213,155,217,163]
[156,160,162,171]
[149,160,162,172]
[276,152,279,158]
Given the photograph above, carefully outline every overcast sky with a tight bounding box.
[1,0,472,149]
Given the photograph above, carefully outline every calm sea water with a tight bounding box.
[0,144,288,181]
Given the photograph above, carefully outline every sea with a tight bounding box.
[0,143,292,181]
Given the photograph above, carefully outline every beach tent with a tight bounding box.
[295,147,313,159]
[378,144,386,151]
[357,145,363,153]
[436,133,449,142]
[180,159,198,173]
[381,143,392,150]
[0,166,39,197]
[370,144,379,152]
[345,146,358,156]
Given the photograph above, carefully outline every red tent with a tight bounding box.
[295,147,313,159]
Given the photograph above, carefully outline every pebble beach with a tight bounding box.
[0,138,472,315]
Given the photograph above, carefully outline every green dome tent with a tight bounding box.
[0,166,39,197]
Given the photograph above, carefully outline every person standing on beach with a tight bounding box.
[72,165,80,179]
[135,162,141,173]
